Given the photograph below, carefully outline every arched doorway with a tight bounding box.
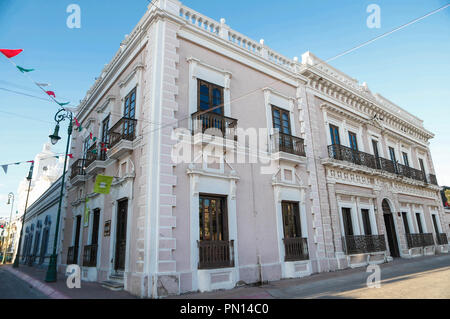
[382,199,400,257]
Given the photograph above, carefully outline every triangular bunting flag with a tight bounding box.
[93,137,97,142]
[78,125,82,132]
[46,91,56,98]
[1,165,8,174]
[0,49,23,59]
[67,154,73,159]
[57,101,70,107]
[36,82,50,87]
[89,132,93,140]
[17,65,35,73]
[74,118,80,127]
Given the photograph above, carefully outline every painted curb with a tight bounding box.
[4,266,70,299]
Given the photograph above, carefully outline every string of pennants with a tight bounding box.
[0,49,107,153]
[0,49,71,108]
[0,153,73,175]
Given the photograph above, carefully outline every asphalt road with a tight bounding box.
[266,254,450,299]
[0,267,48,299]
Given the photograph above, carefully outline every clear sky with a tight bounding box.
[0,0,449,218]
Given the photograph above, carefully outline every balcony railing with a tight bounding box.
[84,143,107,168]
[67,246,78,265]
[342,235,386,255]
[272,132,306,157]
[108,117,137,149]
[82,244,98,267]
[328,145,434,184]
[428,174,438,186]
[191,111,238,140]
[70,159,85,180]
[406,233,435,249]
[436,233,448,245]
[197,240,234,269]
[283,237,309,261]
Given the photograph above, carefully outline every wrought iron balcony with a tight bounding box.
[328,145,434,184]
[342,235,386,255]
[84,143,107,168]
[283,237,309,261]
[406,233,435,249]
[108,117,138,149]
[436,233,448,245]
[82,244,98,267]
[428,174,438,186]
[191,111,238,141]
[197,240,235,270]
[67,246,78,265]
[272,132,306,157]
[70,159,86,180]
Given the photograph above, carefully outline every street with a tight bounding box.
[0,267,48,299]
[0,254,449,299]
[170,254,450,299]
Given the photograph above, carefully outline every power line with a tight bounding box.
[141,3,450,136]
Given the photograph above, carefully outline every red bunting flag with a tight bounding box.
[46,91,56,98]
[74,118,80,127]
[67,154,73,159]
[0,49,23,59]
[90,132,93,140]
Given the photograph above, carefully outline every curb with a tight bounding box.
[3,266,70,299]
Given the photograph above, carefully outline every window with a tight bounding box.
[124,88,136,119]
[342,208,354,236]
[402,152,410,167]
[402,212,410,234]
[415,213,424,234]
[388,147,397,163]
[418,158,426,173]
[372,140,381,169]
[281,202,302,238]
[91,209,100,245]
[329,124,340,145]
[431,214,440,235]
[361,209,372,235]
[348,132,358,151]
[272,106,291,135]
[82,136,91,160]
[101,116,110,143]
[197,80,224,115]
[199,195,228,241]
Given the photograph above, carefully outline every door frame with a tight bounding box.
[382,199,401,258]
[112,198,129,275]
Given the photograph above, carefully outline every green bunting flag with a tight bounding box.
[57,101,70,107]
[17,65,35,73]
[78,125,83,132]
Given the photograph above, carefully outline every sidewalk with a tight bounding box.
[167,254,450,299]
[1,264,136,299]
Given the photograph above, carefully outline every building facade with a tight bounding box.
[61,0,449,298]
[15,143,64,266]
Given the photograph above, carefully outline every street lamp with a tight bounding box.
[45,108,73,282]
[12,162,33,268]
[1,192,14,264]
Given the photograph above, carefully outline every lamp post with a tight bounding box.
[45,108,73,282]
[1,193,15,264]
[12,162,34,268]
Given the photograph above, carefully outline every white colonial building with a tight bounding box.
[14,143,65,266]
[59,0,448,298]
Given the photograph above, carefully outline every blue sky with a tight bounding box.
[0,0,449,217]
